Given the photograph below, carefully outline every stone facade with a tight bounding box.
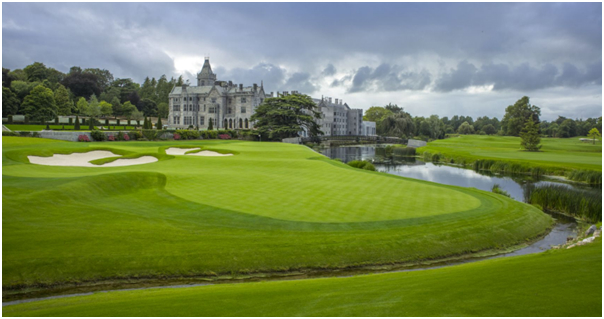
[299,96,375,137]
[168,58,266,130]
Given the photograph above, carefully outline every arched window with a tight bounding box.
[229,119,233,129]
[245,118,249,129]
[239,119,243,128]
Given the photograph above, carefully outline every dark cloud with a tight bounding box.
[434,61,601,92]
[348,64,431,93]
[322,64,337,76]
[283,72,318,94]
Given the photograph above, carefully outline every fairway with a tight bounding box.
[4,239,601,316]
[2,136,552,291]
[418,135,602,172]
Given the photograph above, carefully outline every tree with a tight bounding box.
[76,97,89,115]
[74,115,81,130]
[137,98,157,116]
[208,118,214,130]
[62,71,101,100]
[520,118,542,151]
[23,62,48,82]
[501,96,541,136]
[384,103,403,114]
[457,121,475,135]
[250,93,323,140]
[157,102,169,119]
[122,101,136,118]
[131,110,144,123]
[377,111,414,137]
[156,117,163,129]
[21,85,57,123]
[99,101,113,117]
[587,128,601,144]
[83,68,113,91]
[482,124,497,135]
[558,119,574,138]
[111,97,122,116]
[363,106,393,122]
[86,94,101,118]
[2,87,20,117]
[54,84,72,115]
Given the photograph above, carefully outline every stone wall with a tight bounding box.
[39,131,91,142]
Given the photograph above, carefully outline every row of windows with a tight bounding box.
[173,97,256,104]
[172,105,247,114]
[223,118,250,129]
[172,116,250,128]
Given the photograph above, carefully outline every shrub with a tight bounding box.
[107,135,116,141]
[116,131,125,141]
[129,130,142,140]
[45,124,50,130]
[2,131,19,136]
[32,132,40,138]
[19,131,32,137]
[347,160,376,171]
[78,135,90,142]
[24,116,29,124]
[90,130,106,141]
[491,184,511,197]
[393,146,416,157]
[8,115,13,124]
[431,152,441,162]
[566,170,602,185]
[55,117,59,125]
[219,134,231,140]
[142,129,161,140]
[174,133,181,140]
[74,116,80,130]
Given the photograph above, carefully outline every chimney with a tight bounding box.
[335,98,339,105]
[239,84,243,90]
[229,81,233,87]
[253,83,258,91]
[340,100,343,105]
[328,97,332,104]
[270,92,273,97]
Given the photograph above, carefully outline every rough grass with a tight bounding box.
[527,184,602,222]
[2,136,552,290]
[4,239,600,317]
[418,135,602,182]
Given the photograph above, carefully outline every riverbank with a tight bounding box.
[416,135,602,184]
[4,238,600,316]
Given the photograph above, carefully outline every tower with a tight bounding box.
[197,57,217,86]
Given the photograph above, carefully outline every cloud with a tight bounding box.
[348,64,431,93]
[321,64,337,76]
[434,61,602,92]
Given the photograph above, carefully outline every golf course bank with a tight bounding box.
[3,137,553,297]
[3,238,601,316]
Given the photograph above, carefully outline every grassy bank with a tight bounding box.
[4,239,600,316]
[2,136,552,291]
[527,184,602,222]
[418,135,602,184]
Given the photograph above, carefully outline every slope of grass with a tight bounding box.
[4,239,600,317]
[418,135,601,172]
[2,136,552,290]
[5,124,137,131]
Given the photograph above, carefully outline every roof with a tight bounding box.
[199,58,214,77]
[170,85,259,96]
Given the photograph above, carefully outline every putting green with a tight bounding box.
[2,137,552,289]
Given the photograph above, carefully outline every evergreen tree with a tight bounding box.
[520,118,542,151]
[74,115,81,130]
[111,97,122,116]
[208,118,214,130]
[2,87,20,117]
[54,84,72,115]
[156,117,163,129]
[88,117,94,130]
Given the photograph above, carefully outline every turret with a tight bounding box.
[197,57,217,86]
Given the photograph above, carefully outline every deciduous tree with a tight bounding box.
[21,85,57,123]
[54,84,72,115]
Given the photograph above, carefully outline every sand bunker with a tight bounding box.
[187,150,233,157]
[27,151,158,167]
[165,147,200,155]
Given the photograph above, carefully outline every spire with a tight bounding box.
[197,57,216,86]
[261,80,263,88]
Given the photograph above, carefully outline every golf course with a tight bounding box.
[4,237,600,316]
[417,135,602,177]
[3,136,553,296]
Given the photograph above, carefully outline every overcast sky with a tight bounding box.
[3,2,602,120]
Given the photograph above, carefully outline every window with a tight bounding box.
[260,98,264,103]
[173,105,180,111]
[227,107,232,114]
[184,116,193,126]
[203,97,206,101]
[241,107,246,113]
[200,116,205,125]
[173,116,180,124]
[209,107,215,113]
[212,98,217,103]
[241,97,246,103]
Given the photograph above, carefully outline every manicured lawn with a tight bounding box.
[2,136,552,290]
[5,124,138,131]
[4,239,600,316]
[418,135,602,172]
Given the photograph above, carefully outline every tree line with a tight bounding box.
[363,97,602,140]
[2,62,185,122]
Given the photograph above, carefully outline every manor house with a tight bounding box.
[168,57,266,130]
